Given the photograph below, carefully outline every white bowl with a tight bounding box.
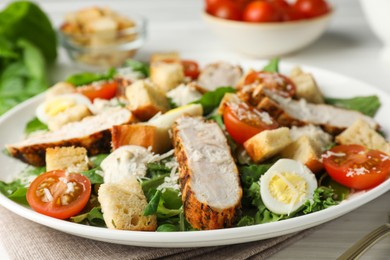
[360,0,390,61]
[202,11,333,57]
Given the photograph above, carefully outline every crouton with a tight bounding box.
[290,67,324,104]
[244,127,292,163]
[150,52,181,63]
[281,136,323,173]
[45,146,89,172]
[48,104,92,131]
[98,177,157,231]
[336,119,390,155]
[125,80,169,121]
[150,61,184,93]
[290,125,333,151]
[111,124,168,153]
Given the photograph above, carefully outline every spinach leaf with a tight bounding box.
[0,1,57,63]
[66,68,116,86]
[192,86,236,115]
[262,58,279,73]
[144,190,162,216]
[0,179,28,204]
[70,207,106,227]
[24,117,48,134]
[157,224,178,232]
[123,59,150,77]
[324,95,380,117]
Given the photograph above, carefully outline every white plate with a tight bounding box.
[1,60,390,248]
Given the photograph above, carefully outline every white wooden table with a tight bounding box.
[1,0,389,259]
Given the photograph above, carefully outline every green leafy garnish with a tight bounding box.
[79,154,108,184]
[302,187,340,214]
[157,224,178,232]
[66,68,116,86]
[192,86,236,115]
[0,1,57,63]
[144,190,162,216]
[262,58,279,73]
[71,207,106,227]
[123,59,150,77]
[24,117,48,134]
[0,179,28,204]
[324,95,381,117]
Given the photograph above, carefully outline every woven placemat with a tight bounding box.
[0,205,316,260]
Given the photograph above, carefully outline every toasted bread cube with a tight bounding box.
[336,119,390,155]
[48,104,92,131]
[290,67,324,104]
[46,146,89,172]
[281,136,323,173]
[111,124,169,153]
[150,61,184,93]
[125,80,169,121]
[98,177,157,231]
[244,127,292,163]
[150,52,180,63]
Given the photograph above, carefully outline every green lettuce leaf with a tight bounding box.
[24,117,48,134]
[66,68,116,86]
[123,59,150,77]
[192,86,236,115]
[262,58,279,73]
[324,95,380,117]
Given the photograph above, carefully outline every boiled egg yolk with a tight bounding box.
[260,159,318,215]
[36,94,92,124]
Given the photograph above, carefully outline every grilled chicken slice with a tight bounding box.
[260,88,378,134]
[172,116,242,230]
[7,108,134,166]
[197,62,243,92]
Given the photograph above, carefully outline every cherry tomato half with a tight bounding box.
[293,0,330,19]
[223,102,279,144]
[243,0,280,22]
[244,71,296,98]
[322,145,390,190]
[77,81,119,101]
[27,170,91,219]
[182,60,200,80]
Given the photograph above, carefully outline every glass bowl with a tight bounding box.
[58,9,147,70]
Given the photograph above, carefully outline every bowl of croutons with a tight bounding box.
[58,6,147,70]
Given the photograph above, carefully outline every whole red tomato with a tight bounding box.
[242,0,281,22]
[293,0,330,18]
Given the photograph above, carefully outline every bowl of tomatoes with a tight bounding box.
[203,0,332,57]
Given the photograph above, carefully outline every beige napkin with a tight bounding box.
[0,205,316,260]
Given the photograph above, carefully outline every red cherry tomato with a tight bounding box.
[205,0,223,13]
[77,81,118,101]
[27,170,91,219]
[243,71,296,98]
[293,0,330,18]
[322,145,390,190]
[223,102,279,144]
[210,0,242,20]
[181,60,200,80]
[272,0,303,21]
[243,0,280,22]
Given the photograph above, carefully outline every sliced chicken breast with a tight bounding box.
[7,108,134,166]
[197,62,243,91]
[262,89,378,134]
[172,116,242,230]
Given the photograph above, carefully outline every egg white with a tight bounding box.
[36,93,92,124]
[260,159,318,215]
